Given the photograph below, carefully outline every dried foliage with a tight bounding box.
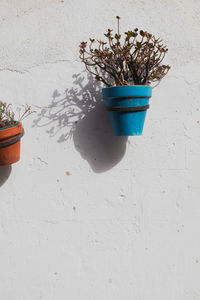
[0,101,34,128]
[0,102,15,128]
[79,16,170,86]
[17,104,35,122]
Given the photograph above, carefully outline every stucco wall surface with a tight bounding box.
[0,0,200,299]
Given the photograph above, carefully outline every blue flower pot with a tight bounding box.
[102,85,152,136]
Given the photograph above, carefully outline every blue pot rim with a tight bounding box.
[102,85,152,100]
[103,84,151,88]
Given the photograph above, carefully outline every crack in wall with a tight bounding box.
[0,59,80,74]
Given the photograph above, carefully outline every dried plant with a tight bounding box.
[17,104,35,122]
[79,16,170,86]
[0,102,15,128]
[0,101,35,128]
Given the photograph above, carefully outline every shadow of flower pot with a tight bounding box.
[73,101,127,173]
[0,165,12,187]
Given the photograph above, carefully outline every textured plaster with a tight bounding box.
[0,0,200,299]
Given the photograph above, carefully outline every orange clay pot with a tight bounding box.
[0,122,24,165]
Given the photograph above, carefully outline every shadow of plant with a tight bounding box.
[33,72,127,172]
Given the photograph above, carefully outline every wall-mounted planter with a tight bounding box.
[0,122,24,165]
[102,85,152,136]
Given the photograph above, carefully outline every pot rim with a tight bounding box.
[0,121,19,131]
[102,84,151,89]
[102,85,152,100]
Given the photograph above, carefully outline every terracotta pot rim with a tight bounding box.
[0,121,19,131]
[0,122,23,141]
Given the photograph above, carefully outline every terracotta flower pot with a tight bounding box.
[0,122,24,165]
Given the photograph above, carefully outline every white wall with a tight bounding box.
[0,0,200,299]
